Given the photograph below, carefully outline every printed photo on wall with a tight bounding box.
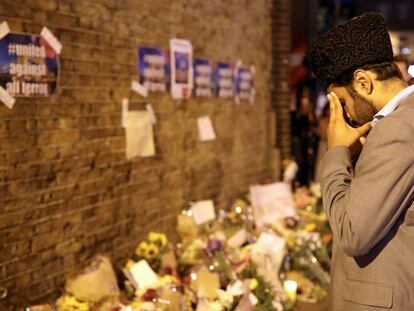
[215,62,234,99]
[138,46,170,93]
[170,38,193,99]
[235,65,255,104]
[0,32,59,97]
[193,58,214,98]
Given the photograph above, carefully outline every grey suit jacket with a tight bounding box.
[320,93,414,310]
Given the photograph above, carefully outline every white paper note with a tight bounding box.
[191,200,216,225]
[0,86,15,109]
[40,26,62,54]
[129,260,159,289]
[131,80,148,98]
[250,182,296,229]
[125,111,155,159]
[121,98,128,128]
[146,104,156,124]
[0,22,10,40]
[197,116,216,141]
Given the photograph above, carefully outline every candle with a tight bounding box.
[284,280,298,303]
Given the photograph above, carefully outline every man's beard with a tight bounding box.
[347,86,377,125]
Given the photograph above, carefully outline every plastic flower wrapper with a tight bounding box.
[177,213,199,247]
[250,232,286,297]
[239,265,284,311]
[56,295,91,311]
[178,239,206,266]
[63,256,120,308]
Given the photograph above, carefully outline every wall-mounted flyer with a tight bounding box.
[0,32,59,97]
[193,58,214,98]
[215,62,234,99]
[138,46,170,93]
[170,39,193,99]
[235,66,255,104]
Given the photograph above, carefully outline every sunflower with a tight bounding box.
[135,241,149,257]
[148,232,168,249]
[145,243,160,259]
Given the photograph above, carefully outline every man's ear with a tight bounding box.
[353,69,373,95]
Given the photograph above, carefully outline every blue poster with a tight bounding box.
[0,32,59,97]
[138,46,169,93]
[235,66,254,102]
[193,58,214,97]
[215,62,234,98]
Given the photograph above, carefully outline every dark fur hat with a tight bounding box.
[305,12,393,88]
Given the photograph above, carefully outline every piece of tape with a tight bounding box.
[40,26,62,54]
[250,65,256,75]
[0,86,15,109]
[146,104,156,124]
[121,98,129,128]
[234,95,240,105]
[0,22,10,40]
[131,80,148,97]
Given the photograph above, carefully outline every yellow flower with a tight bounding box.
[57,295,90,311]
[145,243,160,259]
[249,278,259,290]
[304,223,317,232]
[135,241,149,257]
[125,259,136,270]
[285,235,296,249]
[159,274,179,285]
[148,232,168,248]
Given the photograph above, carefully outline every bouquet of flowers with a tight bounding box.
[131,232,170,273]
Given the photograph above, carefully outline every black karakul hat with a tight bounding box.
[305,12,394,88]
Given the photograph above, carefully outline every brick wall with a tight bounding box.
[0,0,290,307]
[272,0,292,160]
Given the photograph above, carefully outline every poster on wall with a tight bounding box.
[0,31,59,97]
[170,38,193,99]
[138,46,170,93]
[215,62,234,99]
[235,66,255,104]
[193,58,214,98]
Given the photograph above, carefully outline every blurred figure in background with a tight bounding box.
[294,84,318,186]
[394,54,414,85]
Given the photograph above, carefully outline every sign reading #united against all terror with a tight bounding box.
[0,32,59,97]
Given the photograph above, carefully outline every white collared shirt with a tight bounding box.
[371,84,414,127]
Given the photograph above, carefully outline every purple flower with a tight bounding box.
[207,240,223,253]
